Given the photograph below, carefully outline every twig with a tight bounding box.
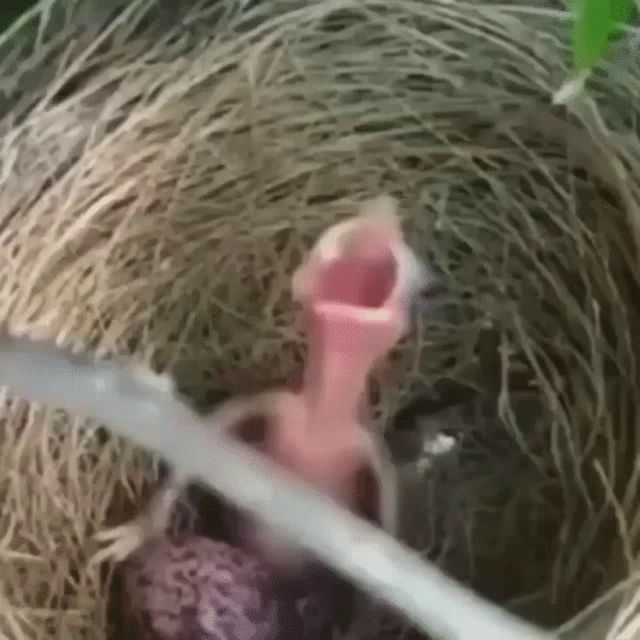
[0,331,554,640]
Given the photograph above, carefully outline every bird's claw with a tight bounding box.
[91,484,182,565]
[91,519,150,565]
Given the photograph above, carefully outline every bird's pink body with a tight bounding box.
[237,198,428,568]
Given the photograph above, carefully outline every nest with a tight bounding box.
[0,0,639,638]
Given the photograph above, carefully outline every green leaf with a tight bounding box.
[611,0,634,23]
[572,0,612,69]
[571,0,634,70]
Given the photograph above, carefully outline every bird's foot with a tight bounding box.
[91,517,154,565]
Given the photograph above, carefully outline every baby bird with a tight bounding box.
[99,196,431,639]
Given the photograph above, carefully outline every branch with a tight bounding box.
[0,331,554,640]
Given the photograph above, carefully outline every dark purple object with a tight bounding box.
[116,535,306,640]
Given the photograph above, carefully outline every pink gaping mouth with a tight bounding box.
[313,249,398,310]
[288,198,427,426]
[292,203,407,317]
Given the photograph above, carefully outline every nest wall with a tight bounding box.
[0,1,639,638]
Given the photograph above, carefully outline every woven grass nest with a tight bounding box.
[0,1,639,638]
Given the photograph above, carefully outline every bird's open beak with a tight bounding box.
[292,196,429,422]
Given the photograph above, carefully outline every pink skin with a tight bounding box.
[237,210,424,567]
[293,216,406,427]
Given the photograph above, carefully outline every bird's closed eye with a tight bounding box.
[229,413,271,451]
[352,462,382,526]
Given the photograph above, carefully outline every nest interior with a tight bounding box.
[0,1,640,638]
